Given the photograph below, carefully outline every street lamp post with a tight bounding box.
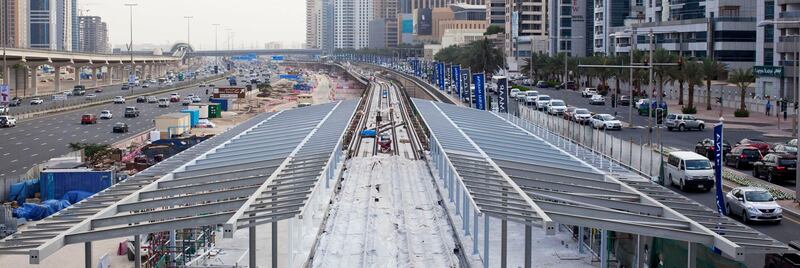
[759,19,800,202]
[212,24,220,67]
[184,16,194,46]
[125,3,138,97]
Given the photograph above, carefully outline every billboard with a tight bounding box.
[497,77,509,113]
[473,73,485,110]
[452,65,461,97]
[417,8,432,35]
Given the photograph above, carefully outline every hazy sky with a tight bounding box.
[80,0,306,50]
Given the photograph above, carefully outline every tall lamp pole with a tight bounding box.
[125,3,138,96]
[759,19,800,202]
[212,24,220,66]
[184,16,194,45]
[2,0,8,101]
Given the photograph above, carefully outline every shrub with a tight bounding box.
[681,106,697,114]
[734,109,749,117]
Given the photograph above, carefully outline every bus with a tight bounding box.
[297,94,313,107]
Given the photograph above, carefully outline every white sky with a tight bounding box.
[80,0,306,50]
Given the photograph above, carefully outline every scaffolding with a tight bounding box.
[142,226,216,268]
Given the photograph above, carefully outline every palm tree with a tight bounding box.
[683,61,705,112]
[728,68,755,113]
[702,58,727,110]
[467,38,504,74]
[652,49,677,100]
[667,59,686,106]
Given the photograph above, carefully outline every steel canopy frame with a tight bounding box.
[0,101,361,264]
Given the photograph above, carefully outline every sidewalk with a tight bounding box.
[665,98,795,138]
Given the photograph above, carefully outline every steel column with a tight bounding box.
[524,224,532,268]
[134,234,141,268]
[272,222,278,268]
[483,215,490,268]
[501,219,507,268]
[84,242,91,268]
[600,230,608,268]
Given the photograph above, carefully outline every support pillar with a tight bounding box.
[272,222,278,268]
[578,227,585,254]
[524,224,532,268]
[501,219,507,268]
[600,230,608,268]
[134,234,142,268]
[106,66,113,85]
[92,67,99,87]
[483,216,490,268]
[75,66,82,85]
[30,65,39,96]
[249,226,256,268]
[84,241,92,268]
[54,66,62,93]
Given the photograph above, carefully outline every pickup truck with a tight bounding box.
[72,85,86,96]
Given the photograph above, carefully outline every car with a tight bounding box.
[124,107,140,118]
[771,144,798,155]
[8,97,22,107]
[738,138,771,155]
[694,138,732,160]
[158,98,170,107]
[99,110,113,119]
[523,91,539,104]
[121,85,130,90]
[618,95,631,106]
[535,95,551,110]
[789,139,797,147]
[182,98,192,106]
[515,91,528,102]
[0,115,17,127]
[196,119,216,128]
[113,96,126,104]
[556,81,577,90]
[589,95,605,105]
[666,151,715,191]
[169,93,180,102]
[199,84,206,87]
[581,88,598,97]
[62,90,73,96]
[136,96,147,103]
[724,146,763,169]
[535,81,549,88]
[546,100,567,115]
[510,88,522,98]
[191,96,202,103]
[725,187,782,223]
[81,114,97,124]
[0,106,7,114]
[572,108,592,124]
[665,114,705,131]
[590,114,622,130]
[753,153,797,183]
[142,83,150,88]
[85,94,97,100]
[94,88,103,93]
[147,96,158,103]
[563,107,578,120]
[30,98,44,105]
[112,122,130,133]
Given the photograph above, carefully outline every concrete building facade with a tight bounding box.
[76,15,108,53]
[1,0,28,48]
[334,0,373,49]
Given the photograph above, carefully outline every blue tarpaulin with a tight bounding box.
[62,190,94,204]
[360,129,377,137]
[13,199,71,221]
[8,179,40,204]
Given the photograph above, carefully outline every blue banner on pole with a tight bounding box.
[473,73,486,110]
[453,65,461,97]
[437,63,446,90]
[714,123,726,215]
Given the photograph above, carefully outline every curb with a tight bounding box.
[13,75,225,123]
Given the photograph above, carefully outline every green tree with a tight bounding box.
[465,38,505,74]
[682,61,705,112]
[484,25,504,35]
[701,58,727,110]
[652,49,677,100]
[728,68,755,114]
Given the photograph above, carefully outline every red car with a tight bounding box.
[738,139,770,155]
[81,114,97,124]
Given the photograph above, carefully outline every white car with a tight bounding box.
[581,88,598,98]
[0,106,7,114]
[196,119,216,128]
[158,98,170,108]
[85,94,97,100]
[725,187,782,223]
[590,114,622,130]
[510,88,521,98]
[99,110,113,119]
[113,96,126,104]
[547,100,567,115]
[0,115,17,127]
[572,108,592,124]
[535,95,551,110]
[515,91,528,101]
[30,98,44,105]
[524,91,539,104]
[589,94,606,105]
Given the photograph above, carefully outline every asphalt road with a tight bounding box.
[6,75,218,116]
[0,78,228,179]
[479,88,800,244]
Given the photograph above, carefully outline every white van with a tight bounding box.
[666,151,714,192]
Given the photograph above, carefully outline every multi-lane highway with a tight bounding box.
[0,78,227,179]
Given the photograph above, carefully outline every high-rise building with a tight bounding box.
[1,0,26,48]
[29,0,54,49]
[70,0,76,50]
[506,0,548,61]
[754,1,786,100]
[411,0,484,10]
[55,0,73,51]
[486,0,504,27]
[76,15,107,53]
[306,0,320,49]
[371,0,398,48]
[549,0,593,57]
[334,0,373,49]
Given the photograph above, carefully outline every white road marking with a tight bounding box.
[22,147,29,151]
[41,143,47,146]
[49,148,55,151]
[30,154,38,157]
